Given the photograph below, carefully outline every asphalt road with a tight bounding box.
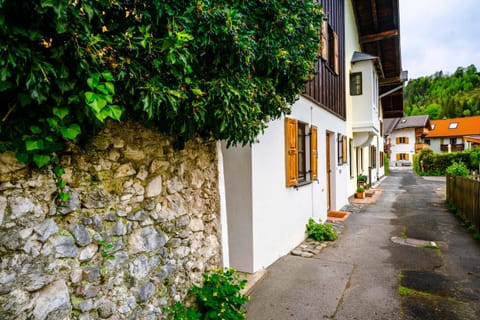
[246,168,480,319]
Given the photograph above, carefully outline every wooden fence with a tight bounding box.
[446,175,480,233]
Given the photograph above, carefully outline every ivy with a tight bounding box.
[0,0,324,161]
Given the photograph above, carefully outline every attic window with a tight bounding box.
[400,119,407,123]
[448,122,458,129]
[431,124,436,130]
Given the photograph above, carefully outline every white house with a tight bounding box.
[220,0,404,274]
[384,115,431,166]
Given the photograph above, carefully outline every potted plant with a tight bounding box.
[356,186,365,199]
[357,173,367,188]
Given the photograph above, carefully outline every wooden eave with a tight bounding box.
[352,0,404,118]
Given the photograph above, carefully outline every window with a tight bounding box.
[349,139,354,177]
[320,20,339,74]
[424,139,431,145]
[380,151,384,167]
[397,153,409,161]
[285,118,318,187]
[350,73,362,95]
[450,138,457,145]
[448,122,458,129]
[337,134,348,165]
[370,145,377,168]
[431,124,436,130]
[396,137,409,144]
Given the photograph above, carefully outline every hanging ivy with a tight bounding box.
[0,0,324,165]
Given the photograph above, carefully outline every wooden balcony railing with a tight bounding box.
[440,144,464,152]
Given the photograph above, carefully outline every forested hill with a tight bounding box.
[403,64,480,119]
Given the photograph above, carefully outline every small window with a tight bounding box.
[370,145,377,167]
[320,20,338,74]
[350,73,362,95]
[400,119,407,123]
[380,151,384,167]
[337,134,348,165]
[450,138,457,145]
[397,153,409,161]
[396,137,409,144]
[431,124,436,130]
[449,122,458,129]
[424,139,431,145]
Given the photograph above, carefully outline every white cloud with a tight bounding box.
[400,0,480,79]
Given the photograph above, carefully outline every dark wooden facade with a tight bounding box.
[304,0,346,120]
[351,0,404,118]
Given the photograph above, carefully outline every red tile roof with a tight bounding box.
[426,116,480,138]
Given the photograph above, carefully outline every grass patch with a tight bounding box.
[421,244,439,250]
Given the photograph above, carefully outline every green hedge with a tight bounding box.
[414,147,480,176]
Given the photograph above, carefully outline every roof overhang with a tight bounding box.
[351,0,404,118]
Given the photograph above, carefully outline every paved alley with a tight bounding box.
[246,168,480,319]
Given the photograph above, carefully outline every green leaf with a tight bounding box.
[106,105,122,121]
[87,74,99,90]
[53,107,69,120]
[105,82,115,94]
[30,125,42,134]
[46,117,59,130]
[59,191,70,202]
[85,91,96,103]
[16,152,29,164]
[26,139,45,151]
[33,154,51,168]
[191,88,204,96]
[101,71,114,81]
[60,124,81,140]
[82,4,94,22]
[54,166,65,177]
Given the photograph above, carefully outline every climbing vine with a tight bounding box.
[0,0,324,166]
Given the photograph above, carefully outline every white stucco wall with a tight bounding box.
[351,61,380,134]
[250,96,349,271]
[222,96,349,273]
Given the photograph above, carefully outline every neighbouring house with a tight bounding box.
[221,0,404,273]
[425,116,480,153]
[383,115,431,166]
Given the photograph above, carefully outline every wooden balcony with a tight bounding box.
[440,144,464,152]
[415,127,429,137]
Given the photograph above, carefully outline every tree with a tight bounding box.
[0,0,324,167]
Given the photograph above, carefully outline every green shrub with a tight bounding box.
[384,153,389,175]
[306,218,338,241]
[446,161,469,177]
[165,268,248,320]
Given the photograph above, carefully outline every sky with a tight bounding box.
[399,0,480,80]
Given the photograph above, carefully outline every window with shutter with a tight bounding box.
[320,20,328,58]
[310,125,318,180]
[342,136,347,163]
[285,117,298,187]
[333,31,339,74]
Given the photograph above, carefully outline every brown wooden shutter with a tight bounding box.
[405,153,410,161]
[342,136,347,163]
[310,125,318,180]
[396,153,400,161]
[396,137,400,144]
[321,20,328,59]
[285,117,298,186]
[405,137,409,144]
[333,31,339,74]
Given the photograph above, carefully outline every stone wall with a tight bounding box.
[0,122,223,319]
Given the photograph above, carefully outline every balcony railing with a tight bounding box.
[440,144,464,152]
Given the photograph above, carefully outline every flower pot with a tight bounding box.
[356,191,365,199]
